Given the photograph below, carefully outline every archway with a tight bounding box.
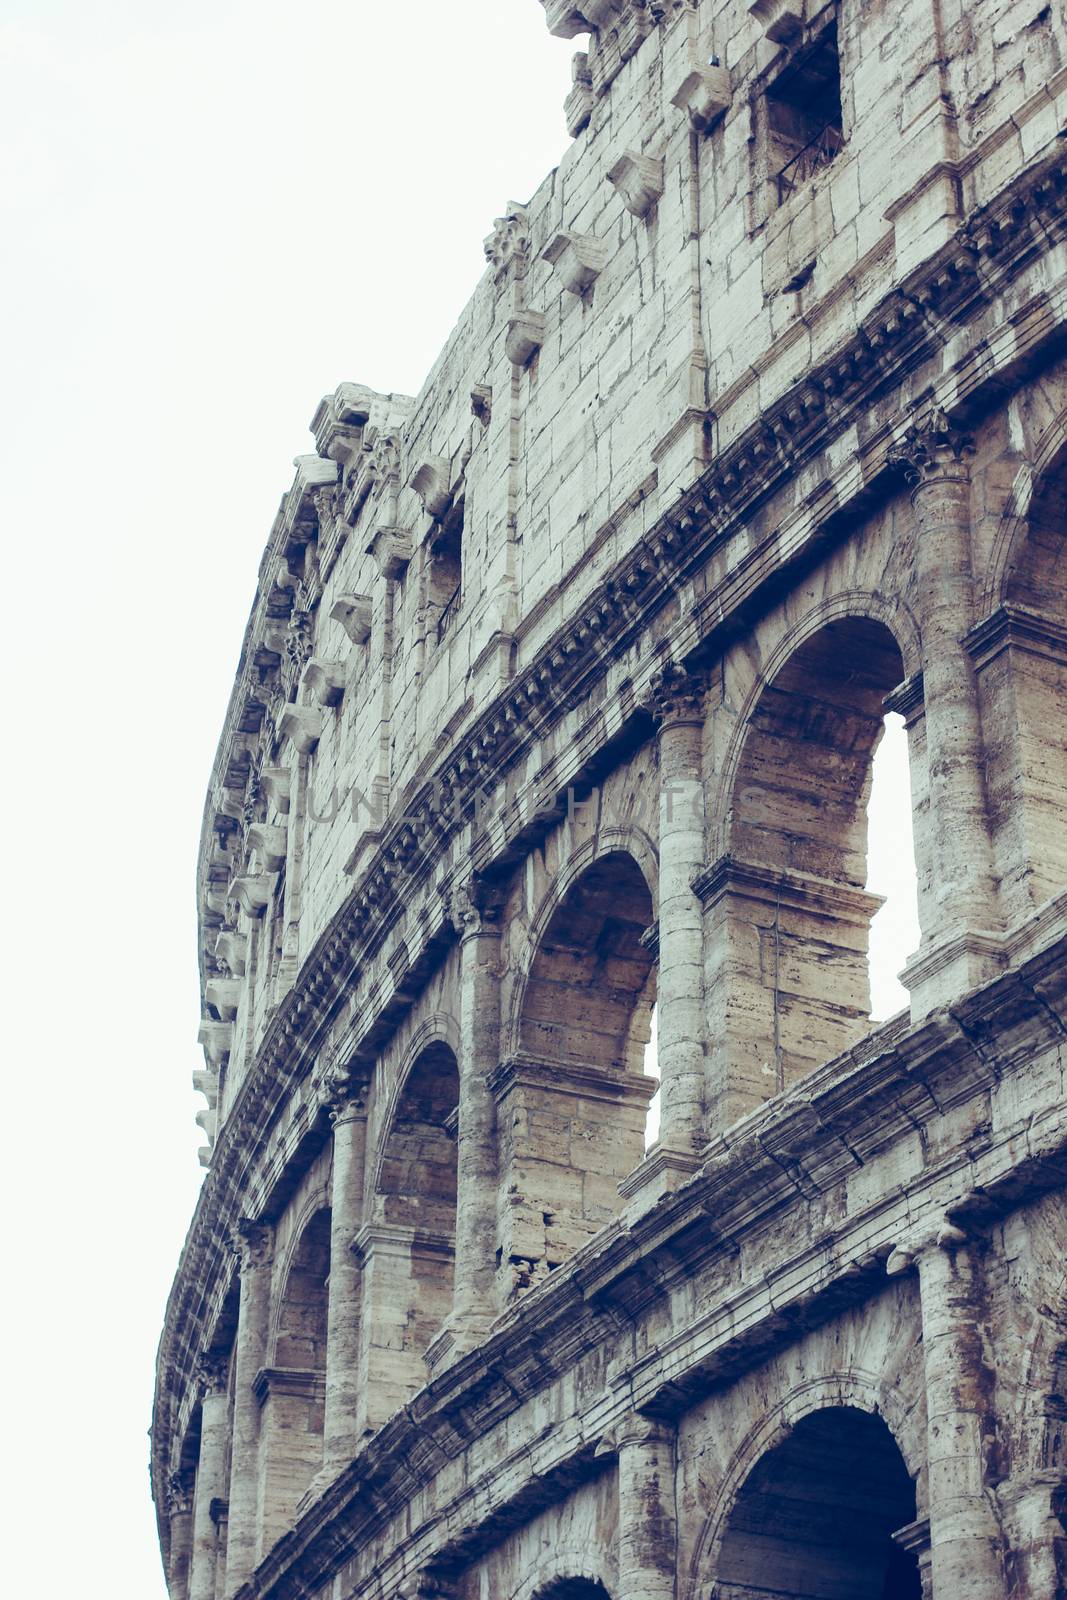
[360,1041,459,1426]
[257,1207,330,1550]
[535,1582,612,1600]
[500,851,657,1295]
[975,444,1067,919]
[714,1407,921,1599]
[708,617,915,1123]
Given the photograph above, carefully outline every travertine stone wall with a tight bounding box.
[158,3,1067,1598]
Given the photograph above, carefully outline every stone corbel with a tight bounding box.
[205,977,241,1020]
[748,0,803,43]
[192,1066,218,1108]
[259,766,291,815]
[505,310,547,368]
[310,382,375,467]
[279,703,322,755]
[301,658,346,709]
[669,63,731,133]
[205,883,229,917]
[409,457,452,521]
[565,52,594,138]
[330,593,373,646]
[541,0,590,39]
[215,929,248,977]
[246,822,288,871]
[543,230,609,295]
[228,872,278,917]
[366,525,413,581]
[198,1019,233,1067]
[608,151,665,217]
[195,1107,217,1142]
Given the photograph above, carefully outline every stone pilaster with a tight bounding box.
[188,1354,230,1600]
[888,1219,1005,1599]
[892,410,1003,1015]
[322,1068,370,1474]
[440,883,502,1351]
[224,1219,273,1598]
[167,1475,195,1600]
[616,1417,677,1600]
[996,1471,1067,1599]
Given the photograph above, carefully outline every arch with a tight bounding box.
[372,1038,459,1231]
[510,1544,615,1600]
[688,1387,921,1600]
[706,614,916,1115]
[371,1013,460,1204]
[984,405,1067,613]
[271,1206,331,1369]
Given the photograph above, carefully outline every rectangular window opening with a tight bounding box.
[768,23,843,206]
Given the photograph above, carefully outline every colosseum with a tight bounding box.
[154,3,1067,1597]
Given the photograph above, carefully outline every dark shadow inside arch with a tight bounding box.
[715,1407,921,1600]
[535,1581,612,1600]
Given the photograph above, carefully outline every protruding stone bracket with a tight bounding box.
[565,53,594,138]
[279,703,322,756]
[331,593,373,647]
[215,928,248,977]
[484,204,532,284]
[246,823,288,871]
[198,1019,234,1067]
[193,1066,219,1108]
[410,457,453,521]
[608,150,665,217]
[506,311,547,368]
[310,383,376,466]
[470,384,492,425]
[301,658,347,709]
[229,872,278,917]
[541,1,591,40]
[366,525,413,581]
[669,64,731,133]
[260,766,291,815]
[748,0,803,44]
[543,231,609,295]
[205,977,241,1020]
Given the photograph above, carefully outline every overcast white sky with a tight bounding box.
[0,3,916,1593]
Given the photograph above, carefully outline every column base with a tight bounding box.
[902,929,1006,1019]
[619,1144,703,1214]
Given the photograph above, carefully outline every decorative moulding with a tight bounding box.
[301,658,346,709]
[748,0,803,44]
[505,311,546,368]
[279,703,322,756]
[204,978,241,1021]
[215,929,248,977]
[669,64,731,132]
[259,766,291,815]
[247,823,288,871]
[197,1019,233,1066]
[410,457,452,520]
[607,151,665,217]
[542,231,609,295]
[228,872,278,917]
[366,525,413,581]
[330,593,373,646]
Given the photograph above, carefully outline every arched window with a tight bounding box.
[499,851,657,1294]
[360,1042,459,1427]
[715,1407,921,1598]
[257,1208,330,1548]
[707,618,918,1122]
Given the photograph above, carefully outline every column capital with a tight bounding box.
[886,1214,968,1276]
[230,1217,273,1274]
[614,1413,677,1451]
[195,1349,230,1397]
[444,878,504,939]
[889,406,975,489]
[638,660,707,727]
[324,1062,371,1126]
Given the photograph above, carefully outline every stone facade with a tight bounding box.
[154,2,1067,1596]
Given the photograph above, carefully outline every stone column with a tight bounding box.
[167,1475,194,1600]
[633,663,707,1199]
[224,1219,273,1598]
[321,1068,370,1474]
[892,409,1002,1014]
[442,883,501,1350]
[888,1219,1004,1599]
[617,1417,677,1600]
[188,1354,230,1600]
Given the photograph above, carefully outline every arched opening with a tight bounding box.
[257,1208,329,1549]
[535,1581,612,1600]
[975,451,1067,920]
[708,618,916,1122]
[715,1407,921,1599]
[360,1042,459,1425]
[500,852,657,1296]
[865,711,920,1021]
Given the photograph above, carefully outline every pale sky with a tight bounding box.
[0,4,916,1593]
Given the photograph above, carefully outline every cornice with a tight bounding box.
[231,929,1067,1600]
[161,139,1067,1533]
